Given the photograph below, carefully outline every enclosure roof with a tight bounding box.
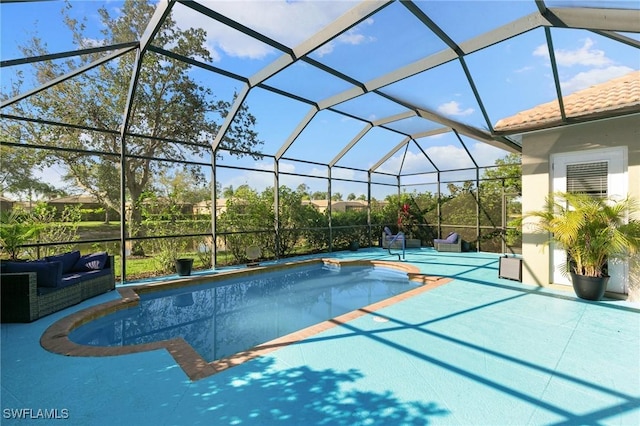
[1,0,640,177]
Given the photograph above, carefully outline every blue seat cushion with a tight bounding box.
[434,232,459,244]
[445,232,459,243]
[60,268,112,287]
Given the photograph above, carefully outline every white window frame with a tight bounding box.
[551,147,628,292]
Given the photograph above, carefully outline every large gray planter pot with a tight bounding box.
[175,258,194,276]
[570,272,609,301]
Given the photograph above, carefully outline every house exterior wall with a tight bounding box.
[0,198,14,212]
[521,114,640,295]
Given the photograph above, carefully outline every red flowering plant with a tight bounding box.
[397,203,418,238]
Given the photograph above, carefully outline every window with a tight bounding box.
[566,161,607,197]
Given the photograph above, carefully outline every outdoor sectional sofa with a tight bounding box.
[434,232,462,252]
[0,251,115,322]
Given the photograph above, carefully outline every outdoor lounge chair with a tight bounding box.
[434,232,462,252]
[382,226,404,249]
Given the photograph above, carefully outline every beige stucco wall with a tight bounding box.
[521,114,640,296]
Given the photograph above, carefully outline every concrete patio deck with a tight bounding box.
[2,248,639,425]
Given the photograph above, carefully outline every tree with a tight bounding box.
[155,169,209,205]
[222,185,235,198]
[311,191,327,200]
[440,153,521,249]
[5,0,262,255]
[478,153,522,247]
[481,152,522,195]
[296,183,310,200]
[217,185,272,262]
[274,186,321,256]
[0,143,59,201]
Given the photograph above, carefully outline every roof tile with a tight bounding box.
[494,70,640,132]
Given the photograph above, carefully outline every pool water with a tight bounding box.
[70,263,420,362]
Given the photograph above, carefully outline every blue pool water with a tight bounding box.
[70,263,419,362]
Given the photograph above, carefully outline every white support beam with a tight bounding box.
[1,46,136,108]
[459,12,548,55]
[275,106,319,160]
[317,86,366,111]
[292,1,392,59]
[412,127,451,139]
[120,0,178,137]
[372,111,416,127]
[370,136,411,172]
[415,107,520,153]
[210,84,251,152]
[549,7,640,32]
[366,50,457,98]
[329,123,372,167]
[249,54,296,88]
[250,0,391,88]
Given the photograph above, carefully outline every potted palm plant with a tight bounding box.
[527,192,640,300]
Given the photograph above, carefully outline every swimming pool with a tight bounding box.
[69,262,421,363]
[42,259,444,380]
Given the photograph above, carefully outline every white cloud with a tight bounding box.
[556,38,612,67]
[172,1,357,61]
[515,65,533,73]
[533,38,612,68]
[314,42,336,57]
[425,145,474,169]
[377,139,510,177]
[331,167,356,180]
[378,146,471,176]
[561,65,633,93]
[223,169,273,192]
[532,43,548,59]
[468,142,509,166]
[532,37,633,93]
[314,20,376,58]
[339,30,368,46]
[437,101,474,117]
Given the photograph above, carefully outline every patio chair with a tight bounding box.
[381,226,404,249]
[434,232,462,252]
[246,245,261,267]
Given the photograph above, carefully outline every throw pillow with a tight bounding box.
[72,252,108,272]
[45,250,81,274]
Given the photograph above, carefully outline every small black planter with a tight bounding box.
[175,258,194,276]
[349,241,359,251]
[570,272,609,301]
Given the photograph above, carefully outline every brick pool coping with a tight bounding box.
[41,258,451,381]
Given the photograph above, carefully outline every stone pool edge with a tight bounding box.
[40,258,451,381]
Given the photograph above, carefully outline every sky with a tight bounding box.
[1,0,639,200]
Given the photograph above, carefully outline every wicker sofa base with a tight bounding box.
[434,239,463,252]
[1,257,116,323]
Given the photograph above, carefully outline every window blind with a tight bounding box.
[566,161,608,197]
